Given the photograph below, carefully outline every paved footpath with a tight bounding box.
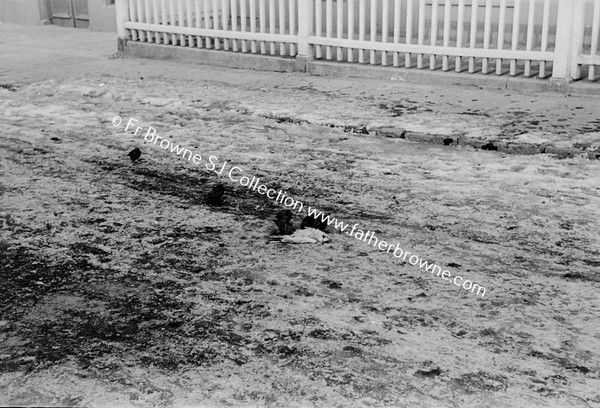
[1,23,599,159]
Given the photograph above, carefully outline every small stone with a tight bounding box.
[414,367,442,378]
[375,127,407,139]
[143,97,174,107]
[81,87,105,98]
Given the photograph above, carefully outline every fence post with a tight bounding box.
[115,0,131,52]
[551,0,585,89]
[296,0,314,72]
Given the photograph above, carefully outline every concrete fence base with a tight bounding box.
[123,41,600,96]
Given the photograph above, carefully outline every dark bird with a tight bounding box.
[413,367,442,378]
[300,213,329,232]
[205,183,225,206]
[127,147,142,162]
[274,209,295,235]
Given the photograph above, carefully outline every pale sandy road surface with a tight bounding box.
[0,73,599,408]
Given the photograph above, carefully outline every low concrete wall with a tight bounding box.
[126,42,298,73]
[124,41,600,96]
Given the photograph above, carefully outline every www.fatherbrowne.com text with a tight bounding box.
[116,116,487,298]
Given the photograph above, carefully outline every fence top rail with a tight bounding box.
[309,36,555,61]
[124,21,299,43]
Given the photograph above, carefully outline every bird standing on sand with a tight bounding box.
[274,209,295,235]
[205,183,225,206]
[127,147,142,162]
[300,214,329,231]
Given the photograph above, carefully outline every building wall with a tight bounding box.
[0,0,116,31]
[0,0,43,25]
[88,0,116,32]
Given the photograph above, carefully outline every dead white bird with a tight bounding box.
[275,227,330,244]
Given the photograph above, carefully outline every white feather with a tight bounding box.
[280,228,330,244]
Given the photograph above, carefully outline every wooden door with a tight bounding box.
[50,0,89,28]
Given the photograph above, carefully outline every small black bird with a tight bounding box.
[205,183,225,206]
[127,147,142,162]
[300,214,328,232]
[274,209,295,235]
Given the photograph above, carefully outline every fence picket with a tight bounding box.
[144,0,152,41]
[337,0,344,61]
[393,0,401,67]
[370,0,377,64]
[116,0,600,86]
[212,0,220,49]
[591,0,600,80]
[269,0,276,54]
[194,0,201,47]
[525,0,536,76]
[430,0,438,69]
[153,0,161,43]
[405,0,413,67]
[178,0,185,45]
[326,0,333,60]
[161,0,168,43]
[241,0,248,52]
[539,0,550,77]
[231,0,238,51]
[203,0,212,48]
[259,0,266,54]
[496,0,506,74]
[186,0,194,46]
[468,0,478,72]
[510,0,521,75]
[222,0,230,50]
[359,0,365,63]
[129,0,138,41]
[279,0,286,56]
[417,0,425,68]
[136,0,145,41]
[382,0,389,66]
[316,0,323,58]
[248,0,256,53]
[442,0,451,71]
[289,0,296,55]
[348,0,355,62]
[482,0,492,74]
[456,0,465,72]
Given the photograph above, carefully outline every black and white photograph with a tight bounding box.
[1,0,599,407]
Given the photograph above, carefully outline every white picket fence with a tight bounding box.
[115,0,600,83]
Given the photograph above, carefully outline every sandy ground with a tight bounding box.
[1,69,600,408]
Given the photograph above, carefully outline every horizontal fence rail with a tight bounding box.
[115,0,600,83]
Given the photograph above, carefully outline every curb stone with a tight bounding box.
[374,127,600,159]
[239,108,600,161]
[497,142,543,155]
[374,127,407,139]
[404,132,458,146]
